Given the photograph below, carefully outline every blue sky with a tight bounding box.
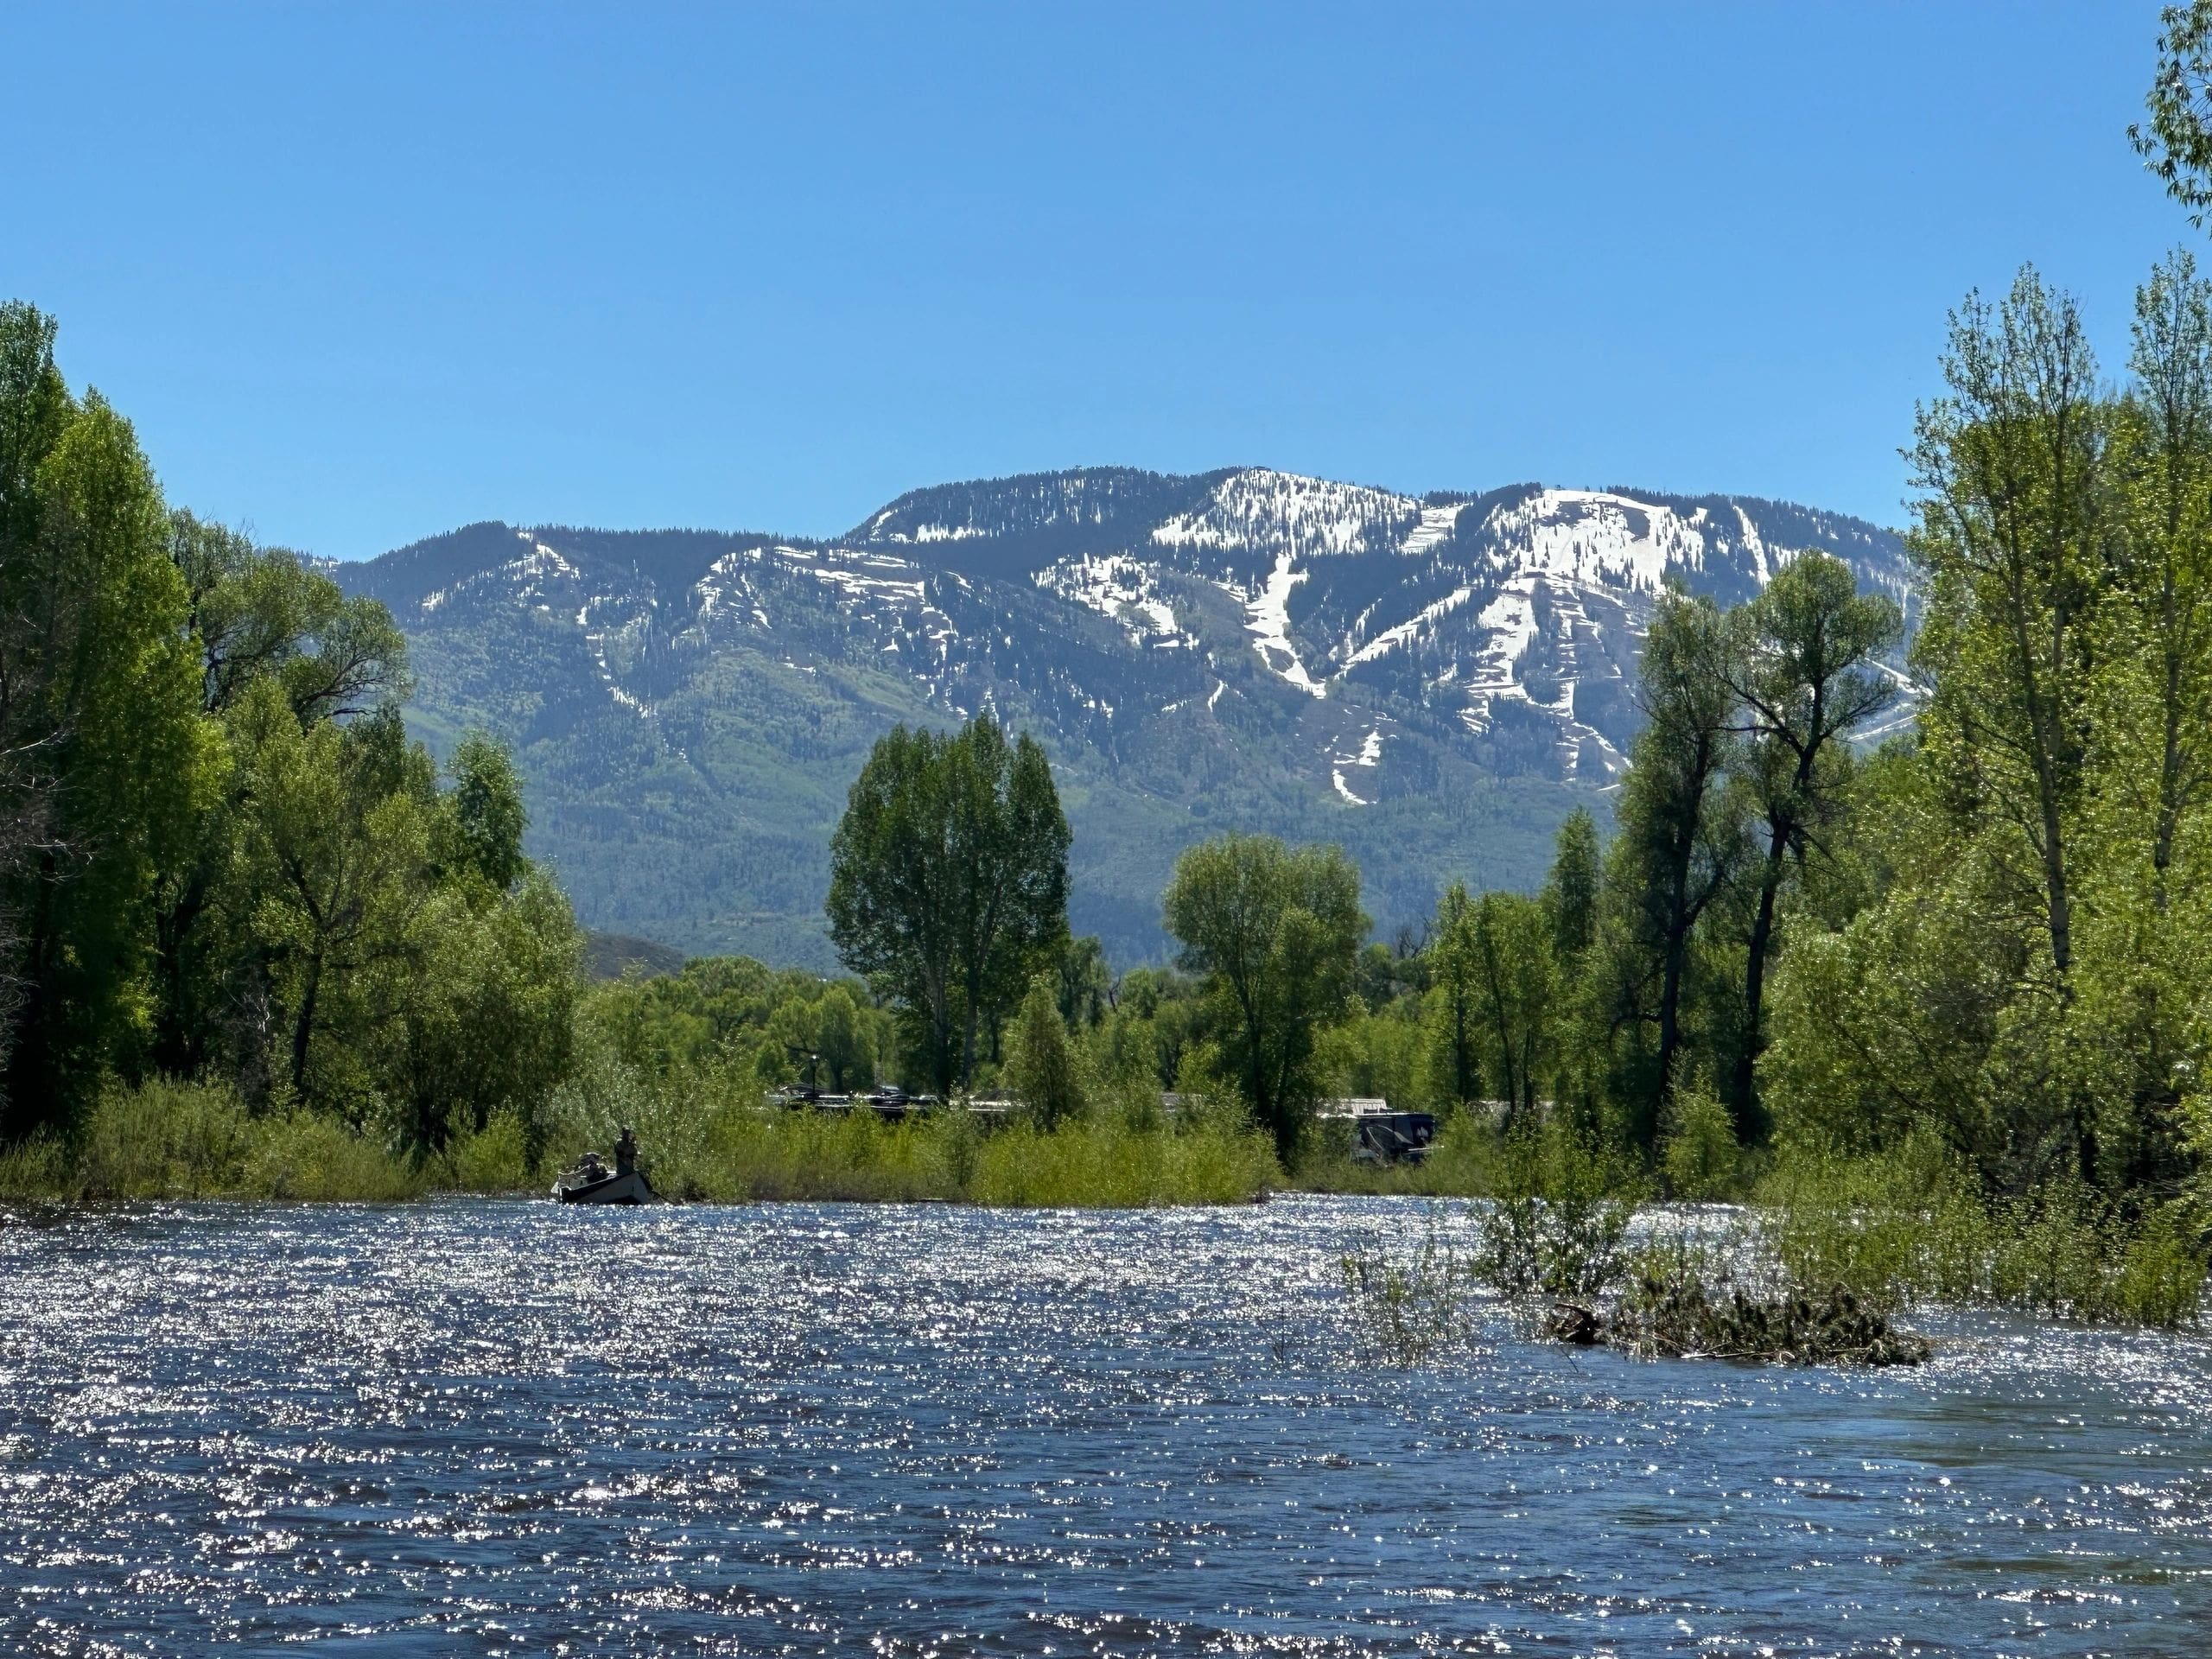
[0,2,2192,557]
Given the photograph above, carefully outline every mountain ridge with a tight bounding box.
[333,466,1912,970]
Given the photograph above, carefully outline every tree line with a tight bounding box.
[0,302,579,1153]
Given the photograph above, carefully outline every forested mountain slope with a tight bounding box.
[336,467,1911,968]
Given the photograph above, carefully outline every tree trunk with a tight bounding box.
[1732,825,1789,1142]
[289,953,322,1102]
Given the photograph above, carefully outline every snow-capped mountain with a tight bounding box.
[337,467,1910,967]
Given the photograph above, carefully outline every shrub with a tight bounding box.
[437,1110,536,1193]
[1340,1210,1478,1366]
[237,1113,424,1202]
[1661,1071,1740,1201]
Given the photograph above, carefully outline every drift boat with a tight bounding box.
[552,1125,654,1204]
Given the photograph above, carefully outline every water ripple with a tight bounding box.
[0,1197,2209,1654]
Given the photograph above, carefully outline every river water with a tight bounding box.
[1,1197,2209,1656]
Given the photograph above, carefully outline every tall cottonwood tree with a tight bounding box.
[0,303,209,1132]
[1909,270,2109,1177]
[1718,552,1901,1135]
[826,715,1070,1095]
[1465,891,1555,1129]
[1163,833,1364,1162]
[1424,882,1480,1110]
[1910,270,2106,992]
[1601,587,1744,1150]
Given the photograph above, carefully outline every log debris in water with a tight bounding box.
[1544,1276,1931,1368]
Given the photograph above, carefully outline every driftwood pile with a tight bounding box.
[1545,1271,1931,1368]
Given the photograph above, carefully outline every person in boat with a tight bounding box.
[614,1125,638,1175]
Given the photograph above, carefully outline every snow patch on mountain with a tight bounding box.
[1332,727,1384,805]
[1154,468,1419,561]
[1035,555,1190,648]
[1488,489,1731,592]
[1401,501,1463,557]
[1237,551,1325,696]
[1344,582,1479,669]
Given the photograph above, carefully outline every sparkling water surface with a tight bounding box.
[2,1196,2209,1656]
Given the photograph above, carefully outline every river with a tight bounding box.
[1,1196,2208,1655]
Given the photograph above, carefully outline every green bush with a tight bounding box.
[436,1111,537,1193]
[1661,1072,1741,1201]
[236,1113,424,1202]
[1758,1137,2207,1329]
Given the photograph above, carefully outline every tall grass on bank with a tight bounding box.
[1293,1110,1501,1196]
[540,1052,1281,1205]
[1755,1135,2207,1328]
[0,1065,1283,1208]
[0,1078,429,1201]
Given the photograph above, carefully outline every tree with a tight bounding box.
[384,869,580,1151]
[1054,934,1111,1030]
[150,512,411,1074]
[1466,891,1557,1131]
[1910,269,2107,1175]
[2133,2,2212,228]
[1163,834,1365,1162]
[1602,586,1745,1150]
[1910,270,2103,987]
[1005,972,1085,1126]
[1424,882,1481,1110]
[826,715,1070,1096]
[230,684,434,1107]
[441,733,528,893]
[0,304,210,1133]
[1543,806,1601,965]
[1718,552,1902,1135]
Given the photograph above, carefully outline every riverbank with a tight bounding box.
[5,1081,2203,1336]
[0,1077,1281,1208]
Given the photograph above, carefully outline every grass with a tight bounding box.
[0,1066,1282,1209]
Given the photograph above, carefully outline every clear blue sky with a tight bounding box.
[1,2,2192,558]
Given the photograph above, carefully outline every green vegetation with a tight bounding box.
[0,302,579,1164]
[826,715,1071,1094]
[12,16,2212,1295]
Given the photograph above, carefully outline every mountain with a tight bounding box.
[334,467,1913,970]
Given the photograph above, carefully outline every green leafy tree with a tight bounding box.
[440,732,528,892]
[1424,882,1481,1110]
[2133,2,2212,228]
[384,869,580,1150]
[1467,891,1557,1131]
[1599,587,1745,1151]
[151,512,410,1074]
[826,715,1071,1095]
[230,684,435,1107]
[0,304,211,1132]
[1163,834,1365,1161]
[1055,934,1111,1030]
[1005,972,1086,1126]
[1910,269,2109,1177]
[1717,551,1902,1135]
[1543,806,1601,967]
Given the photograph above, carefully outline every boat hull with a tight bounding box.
[551,1169,654,1205]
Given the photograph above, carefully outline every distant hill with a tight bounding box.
[582,931,689,982]
[336,467,1913,970]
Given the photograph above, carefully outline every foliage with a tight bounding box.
[826,714,1070,1094]
[0,304,213,1131]
[1661,1067,1743,1201]
[1473,1121,1639,1319]
[1164,833,1365,1161]
[1003,973,1086,1126]
[1339,1211,1480,1367]
[0,302,578,1160]
[2133,2,2212,228]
